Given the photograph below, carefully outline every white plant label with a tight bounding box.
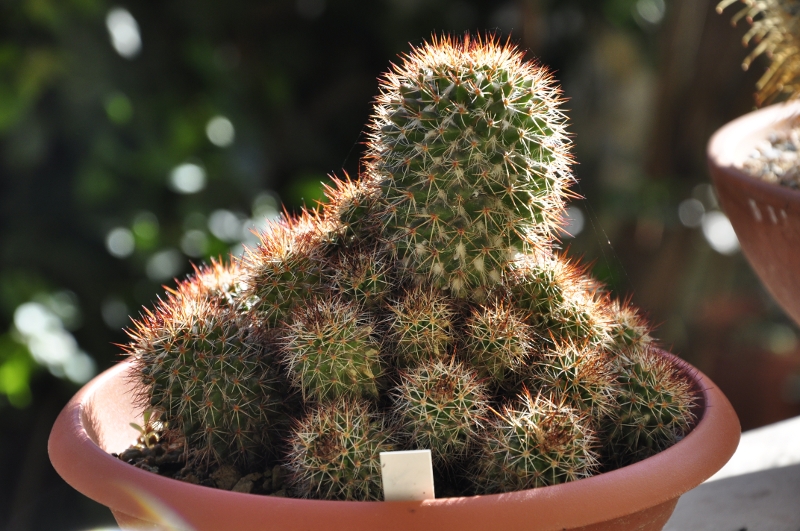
[379,449,435,501]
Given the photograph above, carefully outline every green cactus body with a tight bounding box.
[388,285,455,365]
[607,299,653,354]
[367,36,573,299]
[529,341,619,419]
[242,212,329,329]
[392,358,489,464]
[473,391,599,493]
[605,346,696,466]
[511,254,610,346]
[128,271,276,467]
[285,398,395,500]
[281,297,383,401]
[464,298,534,384]
[331,247,393,308]
[323,174,384,247]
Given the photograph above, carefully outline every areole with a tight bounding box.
[48,351,739,531]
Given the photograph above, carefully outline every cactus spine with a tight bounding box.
[464,298,534,384]
[125,35,699,500]
[605,346,696,466]
[388,285,455,365]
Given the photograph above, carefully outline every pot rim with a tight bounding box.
[708,100,800,199]
[49,351,739,531]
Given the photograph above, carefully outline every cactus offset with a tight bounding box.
[605,346,696,467]
[330,246,394,308]
[388,285,455,365]
[528,340,619,418]
[127,264,277,467]
[472,391,599,493]
[464,298,534,384]
[281,296,383,401]
[392,358,489,464]
[123,34,700,500]
[510,253,611,346]
[242,211,330,329]
[367,35,574,300]
[284,398,395,500]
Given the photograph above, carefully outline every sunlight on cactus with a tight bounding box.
[123,34,697,500]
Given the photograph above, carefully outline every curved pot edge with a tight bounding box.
[48,351,740,531]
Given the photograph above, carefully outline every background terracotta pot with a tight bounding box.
[48,352,739,531]
[708,101,800,326]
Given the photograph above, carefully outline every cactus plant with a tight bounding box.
[472,391,599,493]
[123,34,697,501]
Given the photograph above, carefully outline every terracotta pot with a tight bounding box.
[708,101,800,325]
[49,352,738,531]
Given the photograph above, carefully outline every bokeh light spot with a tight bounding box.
[206,116,235,147]
[145,249,184,281]
[101,296,130,330]
[106,7,142,59]
[181,229,209,258]
[209,209,243,242]
[634,0,665,25]
[678,198,705,228]
[105,92,133,124]
[106,227,135,258]
[701,211,740,255]
[560,206,585,238]
[169,163,206,194]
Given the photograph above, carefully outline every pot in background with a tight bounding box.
[48,353,739,531]
[708,101,800,326]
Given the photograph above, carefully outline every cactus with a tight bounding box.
[718,0,800,105]
[388,285,455,366]
[607,298,653,354]
[472,391,599,493]
[126,264,277,467]
[528,340,619,419]
[280,296,383,401]
[284,398,396,500]
[330,246,394,308]
[367,35,573,300]
[322,174,384,247]
[391,358,489,464]
[463,298,534,384]
[241,211,330,329]
[604,345,696,467]
[124,35,699,500]
[510,253,611,346]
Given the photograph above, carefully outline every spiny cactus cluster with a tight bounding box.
[125,35,697,501]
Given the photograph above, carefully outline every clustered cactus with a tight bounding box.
[125,35,697,501]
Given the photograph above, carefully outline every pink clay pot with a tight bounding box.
[709,101,800,326]
[49,352,739,531]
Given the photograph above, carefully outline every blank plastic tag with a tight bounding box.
[380,449,435,501]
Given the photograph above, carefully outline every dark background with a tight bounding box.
[2,0,799,529]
